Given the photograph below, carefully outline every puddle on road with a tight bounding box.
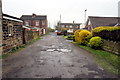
[46,48,72,53]
[40,45,72,53]
[57,49,71,53]
[46,49,56,52]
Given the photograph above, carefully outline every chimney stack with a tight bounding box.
[73,21,75,23]
[32,13,36,18]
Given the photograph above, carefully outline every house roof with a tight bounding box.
[60,23,81,25]
[3,13,22,22]
[20,15,47,20]
[86,16,120,28]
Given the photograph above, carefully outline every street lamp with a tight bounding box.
[84,9,87,23]
[60,15,61,30]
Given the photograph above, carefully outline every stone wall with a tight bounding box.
[0,0,2,79]
[24,30,33,43]
[2,19,23,53]
[0,0,2,53]
[23,30,39,44]
[103,40,120,55]
[33,31,39,39]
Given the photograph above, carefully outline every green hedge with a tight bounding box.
[92,26,120,41]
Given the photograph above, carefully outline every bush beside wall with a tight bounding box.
[92,26,120,41]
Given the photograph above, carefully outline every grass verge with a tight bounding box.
[1,37,41,59]
[63,36,68,39]
[72,42,119,75]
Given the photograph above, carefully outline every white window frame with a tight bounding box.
[36,20,39,26]
[25,20,29,26]
[42,20,45,25]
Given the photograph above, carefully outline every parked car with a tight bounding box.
[67,29,74,35]
[55,30,58,33]
[56,30,63,35]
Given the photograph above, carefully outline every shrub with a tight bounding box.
[74,29,83,43]
[92,26,120,33]
[82,35,92,46]
[89,36,103,49]
[67,35,75,40]
[92,26,120,41]
[78,30,92,44]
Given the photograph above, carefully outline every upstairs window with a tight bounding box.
[25,20,29,26]
[42,20,45,25]
[36,21,39,26]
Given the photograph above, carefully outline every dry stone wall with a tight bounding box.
[103,40,120,55]
[2,19,23,53]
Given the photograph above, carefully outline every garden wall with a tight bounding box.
[33,31,39,39]
[23,30,33,44]
[0,1,2,54]
[103,40,120,55]
[23,29,39,44]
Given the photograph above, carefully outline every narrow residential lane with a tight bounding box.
[2,33,117,78]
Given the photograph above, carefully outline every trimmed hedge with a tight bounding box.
[92,26,120,41]
[67,35,75,40]
[79,30,92,45]
[74,29,92,45]
[89,36,103,49]
[74,29,83,43]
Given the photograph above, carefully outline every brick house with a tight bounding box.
[20,13,48,35]
[57,22,81,33]
[85,16,120,32]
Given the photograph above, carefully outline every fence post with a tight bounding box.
[0,0,2,79]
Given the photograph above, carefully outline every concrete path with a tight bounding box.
[2,33,117,78]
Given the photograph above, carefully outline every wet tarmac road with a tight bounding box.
[2,33,118,78]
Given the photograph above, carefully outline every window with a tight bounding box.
[25,20,29,26]
[88,20,91,25]
[42,20,45,25]
[70,25,72,28]
[61,25,65,28]
[36,21,39,26]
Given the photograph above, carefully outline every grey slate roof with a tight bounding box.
[60,23,81,25]
[20,15,47,20]
[86,16,120,28]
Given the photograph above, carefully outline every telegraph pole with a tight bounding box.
[60,15,61,23]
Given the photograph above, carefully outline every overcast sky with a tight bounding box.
[2,0,120,28]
